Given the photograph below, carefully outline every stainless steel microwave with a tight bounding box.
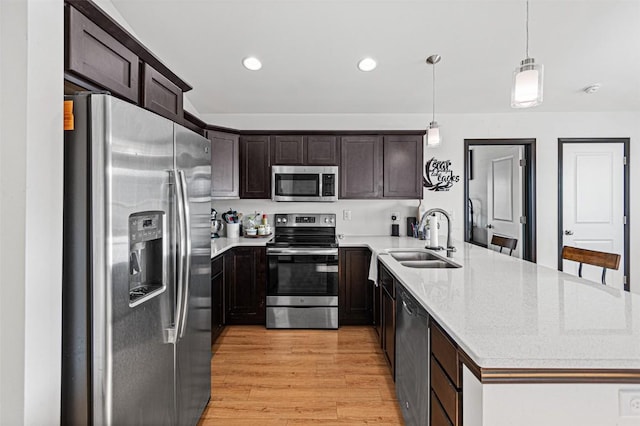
[272,165,338,202]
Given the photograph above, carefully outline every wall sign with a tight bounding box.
[423,157,460,191]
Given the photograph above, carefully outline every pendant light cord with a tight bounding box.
[432,61,436,123]
[525,0,529,58]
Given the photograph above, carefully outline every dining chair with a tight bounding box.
[490,235,518,256]
[561,246,621,285]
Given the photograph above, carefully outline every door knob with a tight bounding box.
[486,224,494,229]
[564,230,574,236]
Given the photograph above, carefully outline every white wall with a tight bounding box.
[205,111,640,292]
[0,0,63,424]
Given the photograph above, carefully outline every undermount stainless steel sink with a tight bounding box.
[389,251,441,261]
[399,260,462,269]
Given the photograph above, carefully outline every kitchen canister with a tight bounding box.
[226,223,240,239]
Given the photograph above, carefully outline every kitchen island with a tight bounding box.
[212,235,640,425]
[341,236,640,426]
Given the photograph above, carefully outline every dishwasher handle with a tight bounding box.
[401,292,415,316]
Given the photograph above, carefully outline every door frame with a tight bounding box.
[557,138,630,291]
[464,139,537,262]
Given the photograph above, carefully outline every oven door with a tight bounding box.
[266,248,338,306]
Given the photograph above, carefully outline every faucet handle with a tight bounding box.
[446,246,457,257]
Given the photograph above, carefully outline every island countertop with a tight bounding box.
[213,235,640,371]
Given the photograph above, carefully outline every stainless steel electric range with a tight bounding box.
[266,213,338,329]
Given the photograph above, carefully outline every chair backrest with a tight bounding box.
[490,235,518,256]
[561,246,621,285]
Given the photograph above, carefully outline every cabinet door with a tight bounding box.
[306,135,338,165]
[66,6,139,102]
[339,248,373,325]
[383,288,396,379]
[208,130,240,199]
[272,135,304,165]
[142,63,183,124]
[373,279,382,341]
[211,256,224,345]
[340,135,382,199]
[224,247,266,325]
[383,135,423,199]
[239,136,271,199]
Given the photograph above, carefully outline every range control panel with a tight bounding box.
[274,213,336,227]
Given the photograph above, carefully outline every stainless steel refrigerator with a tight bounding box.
[62,93,211,425]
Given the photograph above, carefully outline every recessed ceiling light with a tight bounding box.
[357,57,377,72]
[242,57,262,71]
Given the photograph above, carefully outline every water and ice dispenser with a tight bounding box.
[128,211,165,305]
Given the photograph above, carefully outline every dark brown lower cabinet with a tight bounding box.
[224,247,266,325]
[379,264,396,378]
[373,278,382,341]
[211,256,224,345]
[339,248,373,325]
[431,321,463,426]
[431,390,454,426]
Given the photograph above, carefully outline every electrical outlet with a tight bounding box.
[619,390,640,416]
[343,210,352,221]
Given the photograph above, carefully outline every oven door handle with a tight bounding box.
[267,248,339,256]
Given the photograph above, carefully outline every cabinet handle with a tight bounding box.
[564,230,574,236]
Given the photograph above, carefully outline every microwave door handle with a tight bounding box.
[178,170,191,339]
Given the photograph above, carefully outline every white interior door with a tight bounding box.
[562,143,625,289]
[486,146,524,258]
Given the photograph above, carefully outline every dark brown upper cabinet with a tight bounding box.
[240,135,271,199]
[306,135,339,165]
[272,135,304,165]
[142,63,183,124]
[208,130,240,199]
[340,135,383,199]
[383,135,423,199]
[66,6,139,102]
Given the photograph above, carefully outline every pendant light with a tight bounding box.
[426,54,441,146]
[511,0,543,108]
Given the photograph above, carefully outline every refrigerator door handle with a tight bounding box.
[178,170,192,339]
[169,169,187,344]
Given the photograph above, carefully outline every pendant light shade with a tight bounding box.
[511,1,543,108]
[426,54,442,146]
[427,121,440,146]
[512,59,543,108]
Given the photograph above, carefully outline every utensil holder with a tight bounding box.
[226,223,240,239]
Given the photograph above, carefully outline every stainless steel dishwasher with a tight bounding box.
[395,284,430,426]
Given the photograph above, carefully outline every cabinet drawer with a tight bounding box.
[379,264,395,298]
[66,6,139,102]
[431,322,460,387]
[431,357,461,425]
[211,255,223,277]
[431,390,454,426]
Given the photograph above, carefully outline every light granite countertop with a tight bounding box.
[211,235,640,370]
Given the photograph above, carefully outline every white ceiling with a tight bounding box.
[111,0,640,115]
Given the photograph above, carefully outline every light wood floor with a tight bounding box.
[197,325,404,425]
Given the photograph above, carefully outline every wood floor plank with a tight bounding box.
[201,326,402,424]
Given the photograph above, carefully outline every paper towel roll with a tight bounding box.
[431,214,439,248]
